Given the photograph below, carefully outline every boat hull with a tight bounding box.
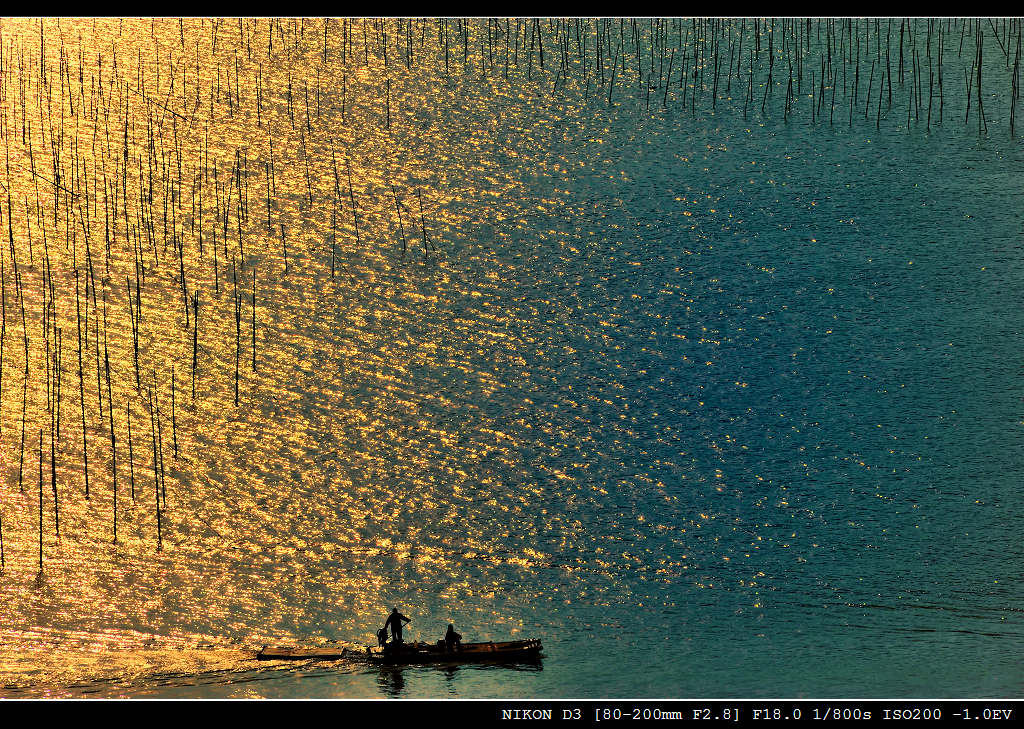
[255,639,543,664]
[367,639,543,665]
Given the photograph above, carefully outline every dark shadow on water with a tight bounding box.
[376,665,406,698]
[372,658,544,699]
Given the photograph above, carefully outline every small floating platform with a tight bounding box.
[256,645,349,661]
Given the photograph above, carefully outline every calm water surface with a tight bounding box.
[0,18,1021,699]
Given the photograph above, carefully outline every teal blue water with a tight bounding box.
[0,19,1021,699]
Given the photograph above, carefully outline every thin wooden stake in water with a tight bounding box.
[192,290,199,398]
[346,160,361,246]
[391,184,407,257]
[127,401,136,501]
[280,223,287,274]
[151,386,161,551]
[76,270,88,498]
[233,259,240,406]
[38,430,43,573]
[105,324,116,544]
[18,330,28,494]
[153,379,167,509]
[251,268,257,372]
[51,414,58,541]
[171,365,178,459]
[417,189,436,260]
[1,255,5,442]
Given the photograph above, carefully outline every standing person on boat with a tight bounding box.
[376,627,389,647]
[444,624,462,653]
[385,608,411,643]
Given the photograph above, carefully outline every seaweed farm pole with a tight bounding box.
[663,47,675,109]
[1012,30,1020,137]
[213,201,221,293]
[0,280,2,561]
[417,188,436,259]
[608,37,620,105]
[153,381,166,508]
[150,386,161,550]
[964,65,973,125]
[744,49,752,119]
[18,324,27,493]
[104,315,117,543]
[38,430,43,573]
[280,223,287,274]
[877,66,884,129]
[866,58,876,120]
[93,280,103,422]
[51,384,58,541]
[346,160,361,247]
[232,259,240,406]
[111,404,117,546]
[127,401,135,500]
[76,270,88,498]
[927,52,933,131]
[251,267,256,372]
[171,365,177,459]
[126,275,140,389]
[886,20,892,107]
[938,24,944,123]
[103,289,116,477]
[977,26,987,134]
[830,63,837,126]
[391,184,407,257]
[192,290,198,398]
[1,254,5,442]
[264,160,272,234]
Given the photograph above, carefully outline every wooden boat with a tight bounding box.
[366,639,543,665]
[256,638,542,664]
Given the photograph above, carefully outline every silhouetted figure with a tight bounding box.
[385,608,411,643]
[377,627,389,647]
[444,624,462,653]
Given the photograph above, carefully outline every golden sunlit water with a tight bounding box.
[0,18,1022,699]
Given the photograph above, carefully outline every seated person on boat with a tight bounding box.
[444,624,462,653]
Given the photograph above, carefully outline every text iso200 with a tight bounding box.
[882,708,942,720]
